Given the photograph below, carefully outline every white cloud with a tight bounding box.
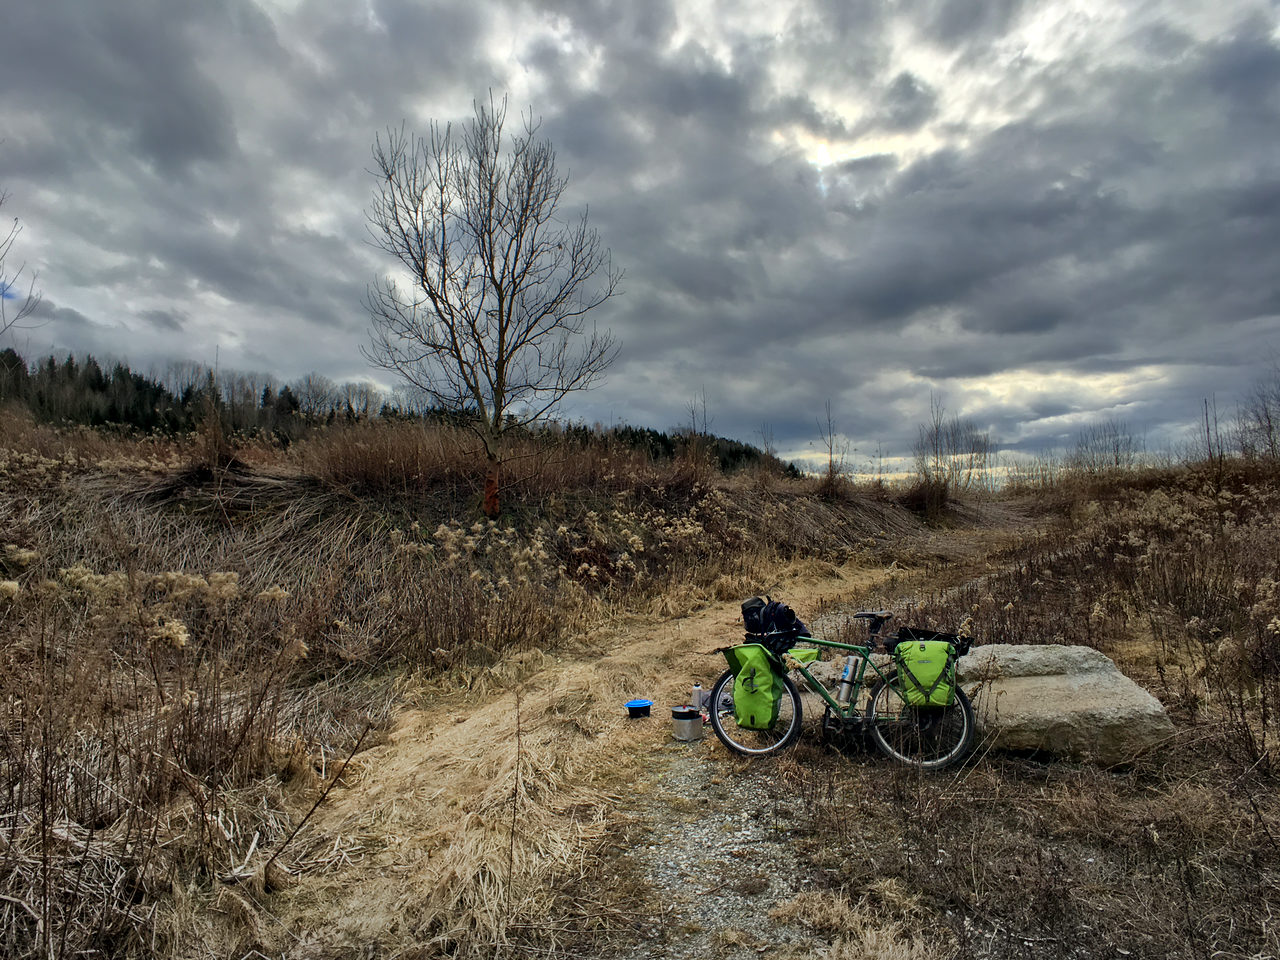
[1,0,1277,459]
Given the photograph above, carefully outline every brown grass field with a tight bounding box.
[1,408,1278,959]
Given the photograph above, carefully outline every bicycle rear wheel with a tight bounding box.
[865,674,974,770]
[708,668,803,756]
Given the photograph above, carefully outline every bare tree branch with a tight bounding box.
[1236,359,1280,460]
[913,394,993,494]
[0,189,43,340]
[362,96,623,490]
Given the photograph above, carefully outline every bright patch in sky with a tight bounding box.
[1,0,1277,461]
[956,366,1169,415]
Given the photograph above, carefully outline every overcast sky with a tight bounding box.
[2,0,1279,467]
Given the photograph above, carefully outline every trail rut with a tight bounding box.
[263,559,886,957]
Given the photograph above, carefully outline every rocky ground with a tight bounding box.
[605,728,823,960]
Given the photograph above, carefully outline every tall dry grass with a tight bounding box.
[0,452,397,955]
[0,411,929,957]
[0,441,565,955]
[0,406,187,470]
[782,738,1280,960]
[10,409,1276,959]
[897,460,1280,768]
[285,418,693,507]
[770,456,1280,960]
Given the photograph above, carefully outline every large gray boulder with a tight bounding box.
[957,644,1174,764]
[795,644,1174,764]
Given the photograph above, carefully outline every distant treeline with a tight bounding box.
[0,348,794,474]
[1,348,195,432]
[0,347,320,436]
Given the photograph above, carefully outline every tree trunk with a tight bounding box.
[483,456,501,518]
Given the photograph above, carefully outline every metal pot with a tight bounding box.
[671,705,703,741]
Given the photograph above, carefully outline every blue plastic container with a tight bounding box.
[625,699,653,718]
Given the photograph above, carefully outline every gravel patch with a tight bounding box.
[604,722,831,960]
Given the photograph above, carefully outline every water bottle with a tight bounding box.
[692,682,704,712]
[836,655,858,706]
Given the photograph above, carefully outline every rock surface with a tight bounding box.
[957,644,1174,764]
[795,643,1174,764]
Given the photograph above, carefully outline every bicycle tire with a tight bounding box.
[865,673,974,771]
[708,668,804,757]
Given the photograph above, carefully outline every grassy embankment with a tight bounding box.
[770,459,1280,960]
[0,410,920,958]
[3,407,1278,959]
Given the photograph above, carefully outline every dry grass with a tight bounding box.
[782,739,1280,960]
[285,418,686,508]
[771,890,950,959]
[8,411,1275,960]
[255,615,723,959]
[895,460,1280,767]
[772,888,952,959]
[0,413,920,958]
[782,459,1280,960]
[0,406,189,469]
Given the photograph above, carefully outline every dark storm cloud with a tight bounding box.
[1203,31,1280,111]
[914,0,1029,46]
[648,248,753,304]
[787,0,893,82]
[0,0,243,175]
[796,23,1280,384]
[2,0,1279,463]
[30,301,95,331]
[492,2,1280,458]
[302,0,492,121]
[821,132,1147,336]
[138,309,186,332]
[0,0,430,379]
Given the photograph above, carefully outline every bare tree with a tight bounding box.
[363,95,622,516]
[221,369,279,431]
[156,359,211,401]
[390,382,433,417]
[338,380,383,419]
[1071,418,1142,474]
[1236,362,1280,460]
[815,399,850,499]
[0,189,42,339]
[758,422,777,460]
[685,389,713,439]
[913,394,992,494]
[291,371,338,418]
[752,421,780,492]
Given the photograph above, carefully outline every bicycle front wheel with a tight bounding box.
[708,668,804,757]
[866,674,974,771]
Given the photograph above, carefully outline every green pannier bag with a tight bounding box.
[722,643,784,731]
[894,639,957,707]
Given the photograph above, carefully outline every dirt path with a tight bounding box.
[602,734,829,960]
[261,510,1035,958]
[257,558,885,957]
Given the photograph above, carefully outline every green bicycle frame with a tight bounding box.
[779,636,896,720]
